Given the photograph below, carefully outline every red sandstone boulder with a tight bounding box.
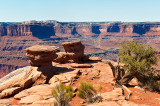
[24,45,59,67]
[54,41,89,63]
[0,87,23,99]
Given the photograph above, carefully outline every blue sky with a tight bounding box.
[0,0,160,22]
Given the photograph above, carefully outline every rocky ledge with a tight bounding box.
[0,42,160,106]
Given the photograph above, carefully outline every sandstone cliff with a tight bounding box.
[1,21,160,37]
[1,21,160,78]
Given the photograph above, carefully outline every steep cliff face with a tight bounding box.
[1,21,160,38]
[54,22,160,37]
[1,21,160,78]
[2,24,55,39]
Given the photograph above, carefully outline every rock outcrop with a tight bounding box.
[0,45,59,99]
[54,41,89,63]
[2,21,160,78]
[1,21,160,37]
[25,45,59,67]
[0,57,160,105]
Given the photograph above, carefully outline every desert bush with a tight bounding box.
[77,81,102,104]
[118,41,160,90]
[144,74,160,91]
[119,41,157,74]
[52,82,74,106]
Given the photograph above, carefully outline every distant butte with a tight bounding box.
[1,21,160,77]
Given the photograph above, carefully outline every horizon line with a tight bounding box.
[1,20,160,23]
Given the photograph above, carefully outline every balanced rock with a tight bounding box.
[24,45,60,85]
[25,45,59,67]
[0,45,60,99]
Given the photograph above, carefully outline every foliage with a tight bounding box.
[118,41,157,74]
[143,73,160,91]
[52,82,74,106]
[77,81,102,104]
[98,85,102,96]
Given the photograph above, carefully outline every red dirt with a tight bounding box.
[1,61,160,105]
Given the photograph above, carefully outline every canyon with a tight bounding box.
[1,20,160,77]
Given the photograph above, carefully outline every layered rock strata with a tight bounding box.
[54,41,89,63]
[1,21,160,37]
[24,45,59,67]
[0,45,59,98]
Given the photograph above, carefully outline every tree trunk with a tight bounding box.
[119,71,134,85]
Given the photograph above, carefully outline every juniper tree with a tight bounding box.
[118,41,157,86]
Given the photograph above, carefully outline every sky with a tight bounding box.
[0,0,160,22]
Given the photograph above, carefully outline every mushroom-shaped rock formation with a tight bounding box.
[25,45,59,67]
[54,41,89,63]
[0,45,59,98]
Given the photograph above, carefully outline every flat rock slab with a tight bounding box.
[32,98,56,105]
[19,95,44,104]
[0,87,23,99]
[0,98,15,104]
[89,57,102,61]
[70,63,92,68]
[101,88,125,101]
[14,84,55,100]
[24,45,59,53]
[62,41,81,46]
[0,66,41,94]
[49,69,80,84]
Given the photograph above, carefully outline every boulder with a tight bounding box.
[24,45,61,84]
[49,69,80,84]
[54,52,70,63]
[0,45,60,99]
[14,84,56,100]
[0,66,40,93]
[24,45,59,67]
[0,87,23,99]
[54,41,89,63]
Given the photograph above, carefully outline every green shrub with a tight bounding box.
[77,81,102,104]
[52,82,74,106]
[118,41,157,74]
[144,74,160,91]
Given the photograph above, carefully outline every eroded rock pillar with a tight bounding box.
[25,45,60,83]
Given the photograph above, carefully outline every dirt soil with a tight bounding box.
[1,60,160,106]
